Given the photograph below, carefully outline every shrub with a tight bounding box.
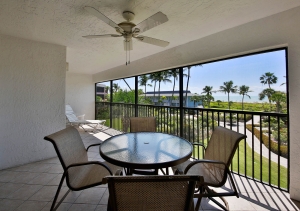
[246,124,288,158]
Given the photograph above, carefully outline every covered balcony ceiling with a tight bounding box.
[0,0,300,75]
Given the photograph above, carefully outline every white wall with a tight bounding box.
[93,6,300,200]
[0,34,66,170]
[66,72,95,120]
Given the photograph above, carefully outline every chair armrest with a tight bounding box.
[66,161,113,175]
[191,142,207,150]
[86,143,101,151]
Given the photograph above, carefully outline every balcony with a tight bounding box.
[0,127,298,211]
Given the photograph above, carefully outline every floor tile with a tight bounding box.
[14,200,48,211]
[0,183,23,198]
[27,173,58,185]
[29,185,58,201]
[0,199,24,211]
[68,203,97,211]
[7,184,43,200]
[0,171,22,182]
[75,187,106,204]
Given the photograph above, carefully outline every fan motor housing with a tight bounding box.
[118,22,136,33]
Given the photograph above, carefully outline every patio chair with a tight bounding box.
[172,126,247,211]
[103,175,203,211]
[65,104,106,132]
[129,117,161,175]
[129,116,156,132]
[44,126,122,211]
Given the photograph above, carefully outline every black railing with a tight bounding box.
[96,102,289,191]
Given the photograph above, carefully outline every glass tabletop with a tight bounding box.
[100,132,193,169]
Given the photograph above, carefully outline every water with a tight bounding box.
[212,95,268,103]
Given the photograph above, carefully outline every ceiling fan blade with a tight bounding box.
[84,6,124,33]
[83,34,122,39]
[135,36,169,47]
[133,12,168,34]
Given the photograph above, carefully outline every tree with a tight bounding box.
[138,75,152,100]
[270,91,286,112]
[113,83,120,92]
[190,94,201,107]
[154,71,172,105]
[216,100,222,106]
[149,72,160,105]
[201,86,214,108]
[239,85,252,110]
[168,69,187,106]
[219,81,238,109]
[260,72,278,88]
[184,67,191,107]
[259,88,275,110]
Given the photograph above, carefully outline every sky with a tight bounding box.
[99,49,287,102]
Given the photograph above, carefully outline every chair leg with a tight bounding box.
[50,172,68,211]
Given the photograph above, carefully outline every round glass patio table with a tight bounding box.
[100,132,193,175]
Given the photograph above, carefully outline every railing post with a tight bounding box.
[135,76,138,117]
[179,67,184,137]
[110,80,113,128]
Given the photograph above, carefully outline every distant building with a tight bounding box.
[144,90,203,107]
[96,84,107,100]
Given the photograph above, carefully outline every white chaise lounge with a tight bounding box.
[65,104,106,132]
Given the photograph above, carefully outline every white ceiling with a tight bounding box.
[1,0,300,75]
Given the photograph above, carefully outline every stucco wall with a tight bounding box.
[66,72,95,120]
[93,7,300,200]
[0,34,66,170]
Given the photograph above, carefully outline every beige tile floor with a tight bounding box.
[0,127,299,211]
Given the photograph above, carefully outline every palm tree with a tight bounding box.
[259,88,275,110]
[219,81,238,109]
[270,91,286,112]
[184,67,191,107]
[201,86,214,108]
[113,83,120,92]
[190,94,201,107]
[168,69,187,106]
[149,72,160,105]
[155,71,172,105]
[260,72,278,88]
[138,75,152,100]
[239,85,252,110]
[105,86,109,94]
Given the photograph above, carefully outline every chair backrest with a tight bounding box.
[65,104,79,122]
[204,126,247,166]
[129,117,156,132]
[44,126,88,169]
[105,175,201,211]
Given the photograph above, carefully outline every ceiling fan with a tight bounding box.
[83,6,170,52]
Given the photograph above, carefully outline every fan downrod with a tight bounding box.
[122,11,135,22]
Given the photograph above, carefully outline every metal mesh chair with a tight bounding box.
[129,117,156,132]
[103,175,203,211]
[129,117,162,175]
[172,126,247,210]
[44,126,122,211]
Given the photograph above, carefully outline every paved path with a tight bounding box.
[220,115,287,168]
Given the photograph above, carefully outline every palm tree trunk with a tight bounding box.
[185,67,190,107]
[158,82,161,105]
[170,77,175,106]
[228,93,230,109]
[242,95,244,110]
[153,82,156,105]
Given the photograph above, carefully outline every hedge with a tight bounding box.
[246,124,288,158]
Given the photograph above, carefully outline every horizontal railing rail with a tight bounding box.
[96,102,289,191]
